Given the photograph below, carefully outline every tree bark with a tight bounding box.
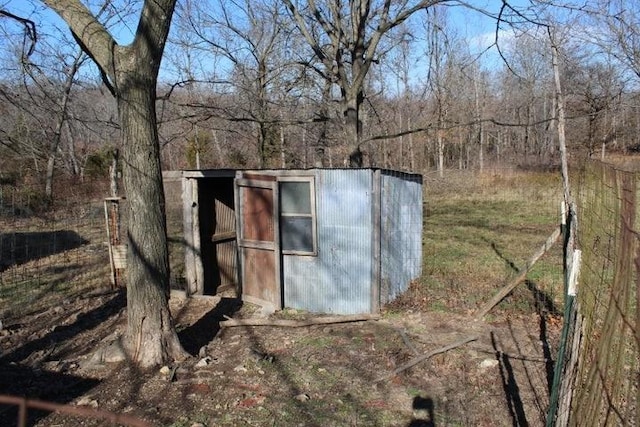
[437,128,444,177]
[345,95,364,166]
[117,66,185,367]
[42,0,187,368]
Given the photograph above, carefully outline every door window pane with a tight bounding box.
[280,181,311,214]
[281,217,313,252]
[279,178,316,255]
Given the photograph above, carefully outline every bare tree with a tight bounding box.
[564,58,623,156]
[423,6,478,175]
[426,6,450,176]
[1,2,136,202]
[377,28,413,169]
[472,64,489,171]
[168,0,308,168]
[282,0,456,166]
[585,0,640,81]
[43,48,86,200]
[41,0,187,367]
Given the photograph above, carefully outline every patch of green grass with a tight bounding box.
[296,335,333,348]
[168,412,211,427]
[417,170,564,316]
[407,387,428,397]
[429,299,450,313]
[277,308,308,320]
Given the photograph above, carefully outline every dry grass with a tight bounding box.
[0,169,565,426]
[0,205,110,320]
[391,168,564,319]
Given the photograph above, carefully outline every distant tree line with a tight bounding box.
[1,1,639,205]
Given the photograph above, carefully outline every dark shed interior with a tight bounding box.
[197,176,236,294]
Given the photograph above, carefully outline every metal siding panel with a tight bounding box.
[283,169,373,314]
[380,171,423,303]
[371,169,381,314]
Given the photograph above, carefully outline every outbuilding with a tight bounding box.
[180,168,422,315]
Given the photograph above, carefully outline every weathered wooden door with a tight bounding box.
[236,174,281,309]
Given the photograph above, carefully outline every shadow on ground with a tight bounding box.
[177,297,243,356]
[0,364,100,426]
[407,396,436,427]
[0,291,125,364]
[0,230,88,271]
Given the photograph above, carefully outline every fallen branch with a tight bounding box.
[475,226,561,320]
[375,335,479,382]
[394,327,420,356]
[220,313,380,328]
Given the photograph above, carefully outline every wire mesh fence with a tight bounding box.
[164,172,188,292]
[551,159,640,426]
[0,175,188,322]
[0,181,111,321]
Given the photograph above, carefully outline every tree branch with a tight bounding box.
[42,0,117,83]
[0,9,37,57]
[375,335,479,382]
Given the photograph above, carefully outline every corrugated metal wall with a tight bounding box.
[283,169,374,314]
[379,170,423,303]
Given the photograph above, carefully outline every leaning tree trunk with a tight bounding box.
[45,50,83,202]
[117,66,187,368]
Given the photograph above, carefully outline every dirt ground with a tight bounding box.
[0,285,561,427]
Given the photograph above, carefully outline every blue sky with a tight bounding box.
[0,0,531,84]
[3,1,520,49]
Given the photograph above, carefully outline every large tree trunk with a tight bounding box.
[117,65,187,368]
[42,0,184,369]
[345,94,364,167]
